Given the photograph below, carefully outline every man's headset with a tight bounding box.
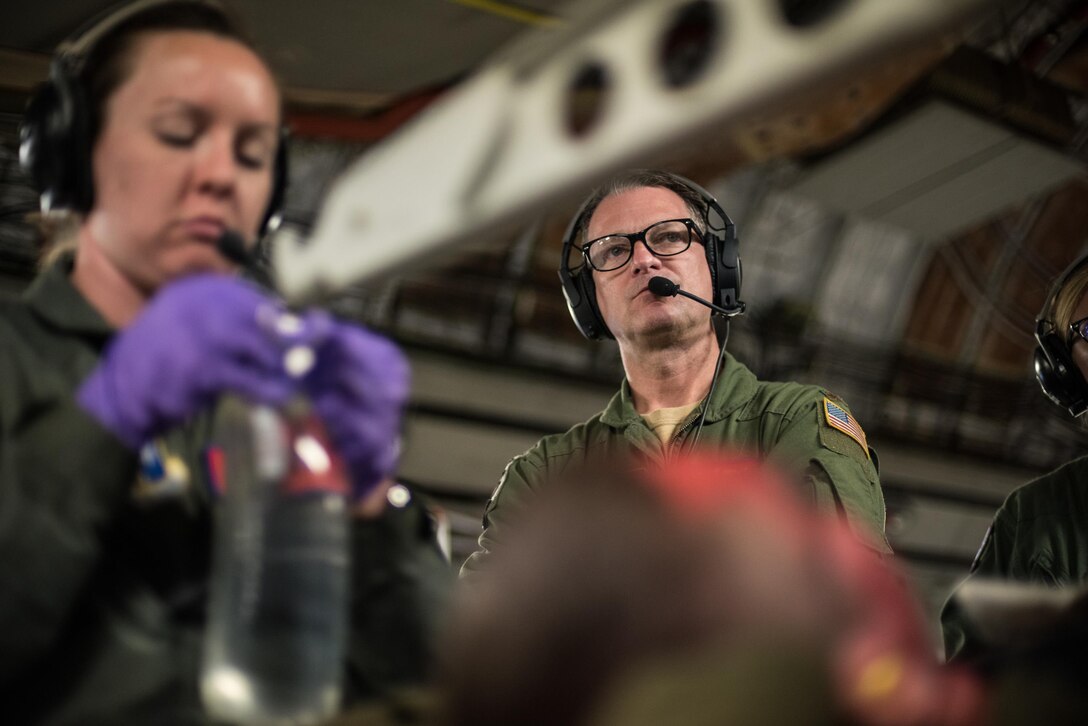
[19,0,287,236]
[1034,252,1088,417]
[558,171,742,341]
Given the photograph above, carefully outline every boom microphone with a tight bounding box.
[216,230,278,292]
[647,276,678,297]
[648,276,744,317]
[216,229,256,268]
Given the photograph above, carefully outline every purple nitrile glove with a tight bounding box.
[78,274,333,450]
[303,321,410,501]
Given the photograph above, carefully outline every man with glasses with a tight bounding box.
[461,170,890,575]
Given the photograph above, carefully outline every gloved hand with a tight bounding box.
[78,274,332,449]
[303,321,410,501]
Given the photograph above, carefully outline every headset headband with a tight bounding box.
[60,0,216,67]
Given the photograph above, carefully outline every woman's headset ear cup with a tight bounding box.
[20,59,95,213]
[259,130,289,236]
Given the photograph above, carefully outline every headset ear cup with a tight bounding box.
[1035,332,1088,414]
[61,64,93,213]
[719,230,741,311]
[703,217,740,312]
[703,232,719,307]
[578,268,611,340]
[259,127,289,236]
[559,265,610,341]
[558,196,612,341]
[21,62,93,213]
[1034,345,1064,407]
[19,82,59,203]
[676,173,741,315]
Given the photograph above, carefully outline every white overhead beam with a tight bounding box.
[274,0,990,301]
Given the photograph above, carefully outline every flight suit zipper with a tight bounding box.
[667,409,703,463]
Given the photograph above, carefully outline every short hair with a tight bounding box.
[576,169,709,243]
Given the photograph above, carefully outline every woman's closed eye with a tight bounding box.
[154,117,200,148]
[236,132,275,170]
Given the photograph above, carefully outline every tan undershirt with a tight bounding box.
[642,401,701,445]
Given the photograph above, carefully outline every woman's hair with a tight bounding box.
[67,0,255,150]
[1049,259,1088,344]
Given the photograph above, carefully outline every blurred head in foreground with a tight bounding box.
[441,452,983,726]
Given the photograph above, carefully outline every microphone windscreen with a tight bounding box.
[216,230,251,266]
[648,276,679,297]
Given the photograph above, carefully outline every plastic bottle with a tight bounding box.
[201,396,351,725]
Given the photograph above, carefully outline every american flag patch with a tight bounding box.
[823,397,869,458]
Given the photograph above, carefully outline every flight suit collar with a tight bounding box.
[703,353,759,421]
[22,253,115,341]
[600,351,759,428]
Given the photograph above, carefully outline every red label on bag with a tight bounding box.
[205,446,227,496]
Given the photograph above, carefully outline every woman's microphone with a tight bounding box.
[216,229,258,269]
[648,276,745,317]
[217,230,278,291]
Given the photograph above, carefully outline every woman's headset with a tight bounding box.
[558,171,742,341]
[18,0,287,236]
[1034,252,1088,417]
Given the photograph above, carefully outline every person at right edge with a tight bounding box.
[939,253,1088,723]
[462,169,890,576]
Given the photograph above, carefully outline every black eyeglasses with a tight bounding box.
[1070,316,1088,346]
[582,218,700,272]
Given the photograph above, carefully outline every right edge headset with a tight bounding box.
[558,170,743,341]
[18,0,287,235]
[1034,252,1088,417]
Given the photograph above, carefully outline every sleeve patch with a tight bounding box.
[822,397,869,458]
